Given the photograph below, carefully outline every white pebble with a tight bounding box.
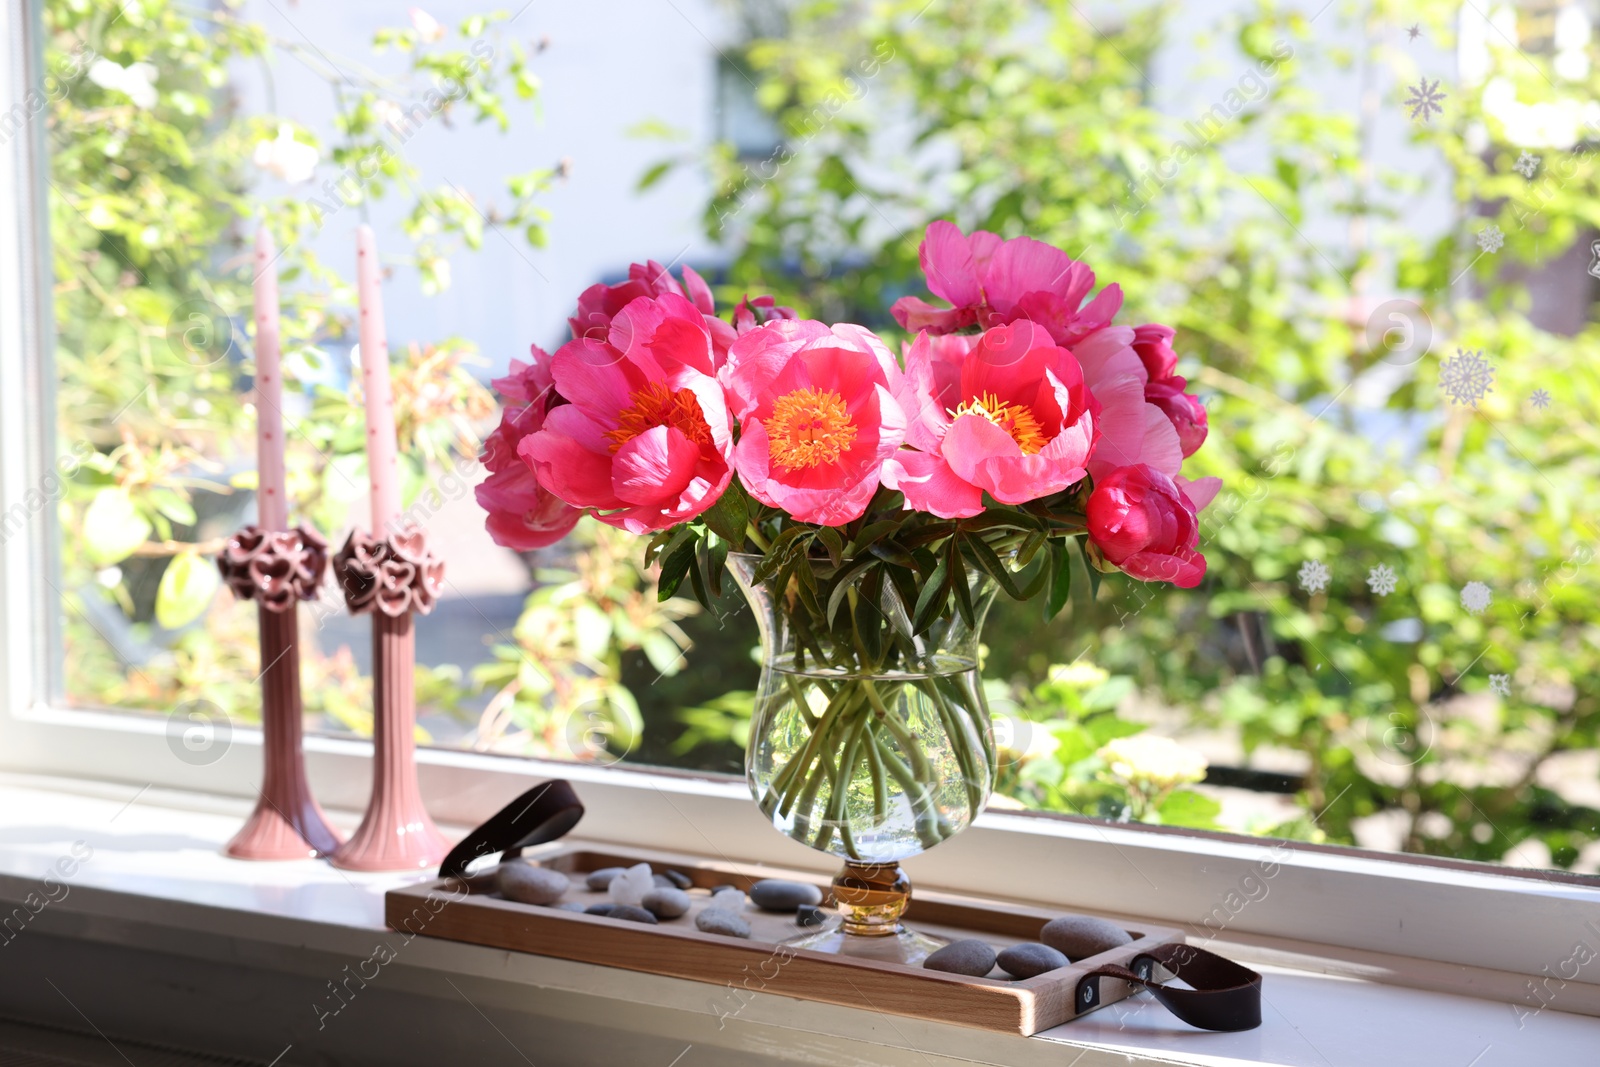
[607,862,655,907]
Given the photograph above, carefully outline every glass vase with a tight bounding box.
[728,552,999,963]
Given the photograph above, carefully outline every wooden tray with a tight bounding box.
[385,840,1180,1035]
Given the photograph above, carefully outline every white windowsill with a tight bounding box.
[0,773,1596,1067]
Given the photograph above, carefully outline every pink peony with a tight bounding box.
[1086,464,1206,588]
[523,296,734,534]
[475,347,582,550]
[891,221,1122,346]
[1128,323,1208,457]
[733,294,799,334]
[1130,324,1178,380]
[569,259,736,360]
[1070,325,1185,482]
[882,321,1097,518]
[1144,377,1208,457]
[721,320,905,527]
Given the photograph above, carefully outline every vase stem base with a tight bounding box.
[781,917,946,965]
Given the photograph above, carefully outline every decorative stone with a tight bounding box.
[641,887,691,919]
[585,903,618,916]
[608,905,658,925]
[795,904,828,928]
[997,942,1069,979]
[1040,915,1133,961]
[608,863,655,907]
[704,888,746,914]
[695,911,752,939]
[662,869,693,890]
[652,874,676,889]
[924,939,997,977]
[586,867,624,891]
[748,879,823,912]
[495,862,569,906]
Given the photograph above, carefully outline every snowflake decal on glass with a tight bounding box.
[1476,224,1505,254]
[1489,674,1511,697]
[1460,581,1493,614]
[1439,348,1495,407]
[1530,388,1551,410]
[1514,151,1541,179]
[1367,564,1398,596]
[1298,559,1331,594]
[1405,78,1446,122]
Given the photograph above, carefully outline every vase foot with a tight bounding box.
[328,813,450,872]
[224,793,342,860]
[782,917,946,965]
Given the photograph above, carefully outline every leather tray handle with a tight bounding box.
[1075,943,1263,1032]
[438,779,585,880]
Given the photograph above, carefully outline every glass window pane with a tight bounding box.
[38,0,1600,877]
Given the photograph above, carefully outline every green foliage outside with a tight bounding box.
[643,0,1600,868]
[39,0,1600,872]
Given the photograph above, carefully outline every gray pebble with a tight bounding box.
[997,942,1069,979]
[748,878,823,912]
[663,869,693,890]
[586,867,625,891]
[641,887,691,919]
[1040,915,1132,961]
[545,902,586,913]
[795,904,828,928]
[608,905,658,924]
[923,939,996,977]
[585,903,618,916]
[695,911,752,938]
[496,863,570,906]
[651,873,676,889]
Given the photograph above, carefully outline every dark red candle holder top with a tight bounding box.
[333,528,446,617]
[216,525,329,613]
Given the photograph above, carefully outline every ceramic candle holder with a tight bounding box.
[328,527,451,871]
[217,524,343,860]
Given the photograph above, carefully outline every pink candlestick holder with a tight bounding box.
[329,527,451,871]
[217,526,343,860]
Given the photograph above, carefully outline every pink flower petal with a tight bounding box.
[919,219,983,306]
[611,425,700,507]
[882,450,984,518]
[523,429,624,510]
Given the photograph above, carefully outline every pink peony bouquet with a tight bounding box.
[477,226,1219,855]
[477,224,1218,604]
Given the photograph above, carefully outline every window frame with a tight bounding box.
[2,0,1598,1011]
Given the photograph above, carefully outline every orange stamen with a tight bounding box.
[605,381,712,453]
[766,387,857,470]
[951,391,1047,454]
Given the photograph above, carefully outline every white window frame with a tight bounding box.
[3,0,1598,1018]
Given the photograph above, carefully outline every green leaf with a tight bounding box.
[826,556,878,626]
[848,519,899,555]
[912,555,951,633]
[1156,789,1223,830]
[1064,536,1095,617]
[701,480,750,549]
[950,545,976,628]
[816,525,844,566]
[635,160,675,192]
[154,549,219,630]
[1045,540,1072,619]
[83,487,152,567]
[657,535,697,600]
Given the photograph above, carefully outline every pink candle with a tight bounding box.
[253,226,288,531]
[356,224,401,534]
